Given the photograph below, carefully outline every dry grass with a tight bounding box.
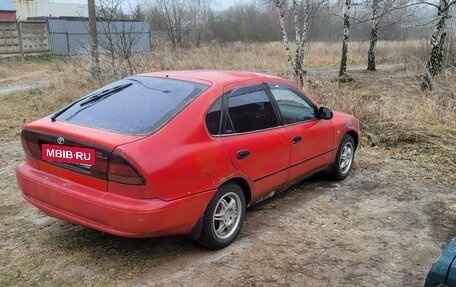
[1,40,454,165]
[0,59,98,140]
[306,70,456,165]
[138,40,433,72]
[306,40,432,68]
[64,40,432,79]
[0,56,58,84]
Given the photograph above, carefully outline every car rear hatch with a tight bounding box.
[21,119,145,195]
[20,76,209,198]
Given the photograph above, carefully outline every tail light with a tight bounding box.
[21,130,32,156]
[22,130,41,158]
[21,130,39,169]
[21,130,145,186]
[107,153,145,185]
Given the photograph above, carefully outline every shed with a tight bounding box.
[0,0,17,22]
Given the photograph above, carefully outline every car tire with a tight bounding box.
[198,182,246,249]
[329,134,355,180]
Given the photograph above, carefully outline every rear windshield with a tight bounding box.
[55,76,208,135]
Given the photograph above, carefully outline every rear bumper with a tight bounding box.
[16,163,215,238]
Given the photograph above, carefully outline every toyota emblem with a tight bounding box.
[57,137,65,145]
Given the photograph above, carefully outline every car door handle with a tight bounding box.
[236,150,251,160]
[292,136,302,144]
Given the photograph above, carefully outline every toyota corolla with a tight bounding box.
[16,70,360,249]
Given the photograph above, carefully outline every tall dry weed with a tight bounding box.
[306,71,455,162]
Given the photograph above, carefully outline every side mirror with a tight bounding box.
[318,107,333,120]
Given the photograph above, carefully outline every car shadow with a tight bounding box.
[38,172,342,264]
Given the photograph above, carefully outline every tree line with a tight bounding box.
[141,0,439,46]
[88,0,456,90]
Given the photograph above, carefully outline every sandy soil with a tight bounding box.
[1,137,455,286]
[0,70,53,96]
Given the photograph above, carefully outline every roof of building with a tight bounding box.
[0,0,16,12]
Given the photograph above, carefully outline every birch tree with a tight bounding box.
[272,0,293,72]
[271,0,312,87]
[339,0,351,77]
[421,0,456,90]
[366,0,421,71]
[367,0,380,71]
[293,0,310,85]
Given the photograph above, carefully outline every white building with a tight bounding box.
[13,0,88,20]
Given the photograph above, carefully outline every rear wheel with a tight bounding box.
[329,134,355,180]
[198,182,246,249]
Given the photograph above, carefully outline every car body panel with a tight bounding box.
[27,117,141,149]
[284,119,336,181]
[17,162,214,238]
[221,127,290,200]
[330,111,361,160]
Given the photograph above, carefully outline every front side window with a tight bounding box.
[225,88,278,133]
[269,85,316,124]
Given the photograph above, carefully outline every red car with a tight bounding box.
[16,70,360,249]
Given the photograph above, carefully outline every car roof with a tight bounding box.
[137,70,288,86]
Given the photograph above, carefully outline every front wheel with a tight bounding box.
[198,182,246,249]
[329,134,355,180]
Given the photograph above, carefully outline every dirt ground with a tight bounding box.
[1,63,455,286]
[1,133,455,287]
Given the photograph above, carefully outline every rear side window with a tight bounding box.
[55,76,208,135]
[225,88,278,133]
[205,98,222,135]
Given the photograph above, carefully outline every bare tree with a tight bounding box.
[98,0,123,70]
[132,3,146,20]
[147,0,189,48]
[189,0,212,48]
[90,0,149,77]
[339,0,351,77]
[116,22,146,74]
[88,0,101,79]
[206,3,280,43]
[421,0,456,90]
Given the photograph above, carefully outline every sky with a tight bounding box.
[48,0,252,11]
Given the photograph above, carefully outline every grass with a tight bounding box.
[307,71,456,166]
[60,40,436,77]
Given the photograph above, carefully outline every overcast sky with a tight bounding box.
[49,0,252,11]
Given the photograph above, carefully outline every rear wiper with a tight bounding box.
[51,82,133,122]
[79,82,132,106]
